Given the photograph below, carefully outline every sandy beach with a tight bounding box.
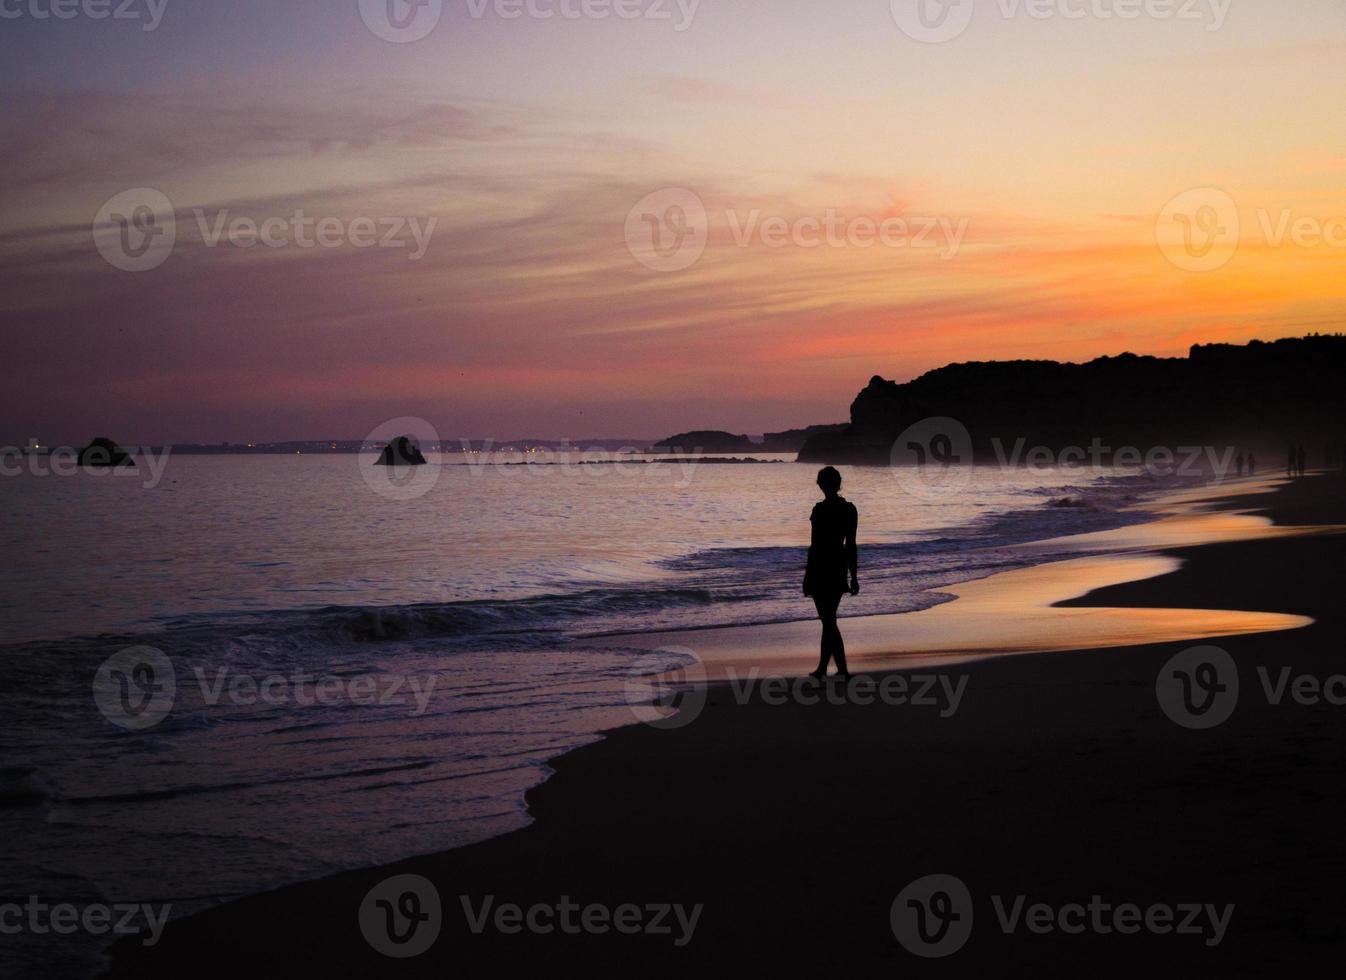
[107,471,1346,977]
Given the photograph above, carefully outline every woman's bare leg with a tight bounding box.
[831,607,849,677]
[813,593,845,675]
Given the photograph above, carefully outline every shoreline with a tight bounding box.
[108,472,1346,977]
[601,548,1313,677]
[596,475,1322,678]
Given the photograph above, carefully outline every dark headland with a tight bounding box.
[792,334,1346,465]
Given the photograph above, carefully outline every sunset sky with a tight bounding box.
[3,0,1345,444]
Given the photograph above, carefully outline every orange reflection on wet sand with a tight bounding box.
[607,552,1311,677]
[1031,477,1341,553]
[604,477,1341,678]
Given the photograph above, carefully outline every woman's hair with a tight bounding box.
[816,466,842,494]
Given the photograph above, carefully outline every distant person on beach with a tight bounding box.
[1298,445,1307,478]
[1248,453,1256,476]
[803,466,859,681]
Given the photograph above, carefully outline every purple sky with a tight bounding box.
[3,0,1345,444]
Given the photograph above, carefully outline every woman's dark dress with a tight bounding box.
[804,494,858,598]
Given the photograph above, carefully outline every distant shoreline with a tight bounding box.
[3,440,666,456]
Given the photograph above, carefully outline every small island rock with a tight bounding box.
[375,436,428,467]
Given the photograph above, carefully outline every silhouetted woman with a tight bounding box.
[803,466,859,680]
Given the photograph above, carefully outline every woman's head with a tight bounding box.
[817,466,842,495]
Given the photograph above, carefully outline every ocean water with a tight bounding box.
[0,453,1178,976]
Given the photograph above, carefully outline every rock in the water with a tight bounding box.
[375,436,428,466]
[78,437,133,468]
[1047,496,1089,509]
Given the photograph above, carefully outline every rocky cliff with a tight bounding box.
[798,335,1346,465]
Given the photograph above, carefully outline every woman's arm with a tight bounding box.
[846,504,859,593]
[804,505,817,595]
